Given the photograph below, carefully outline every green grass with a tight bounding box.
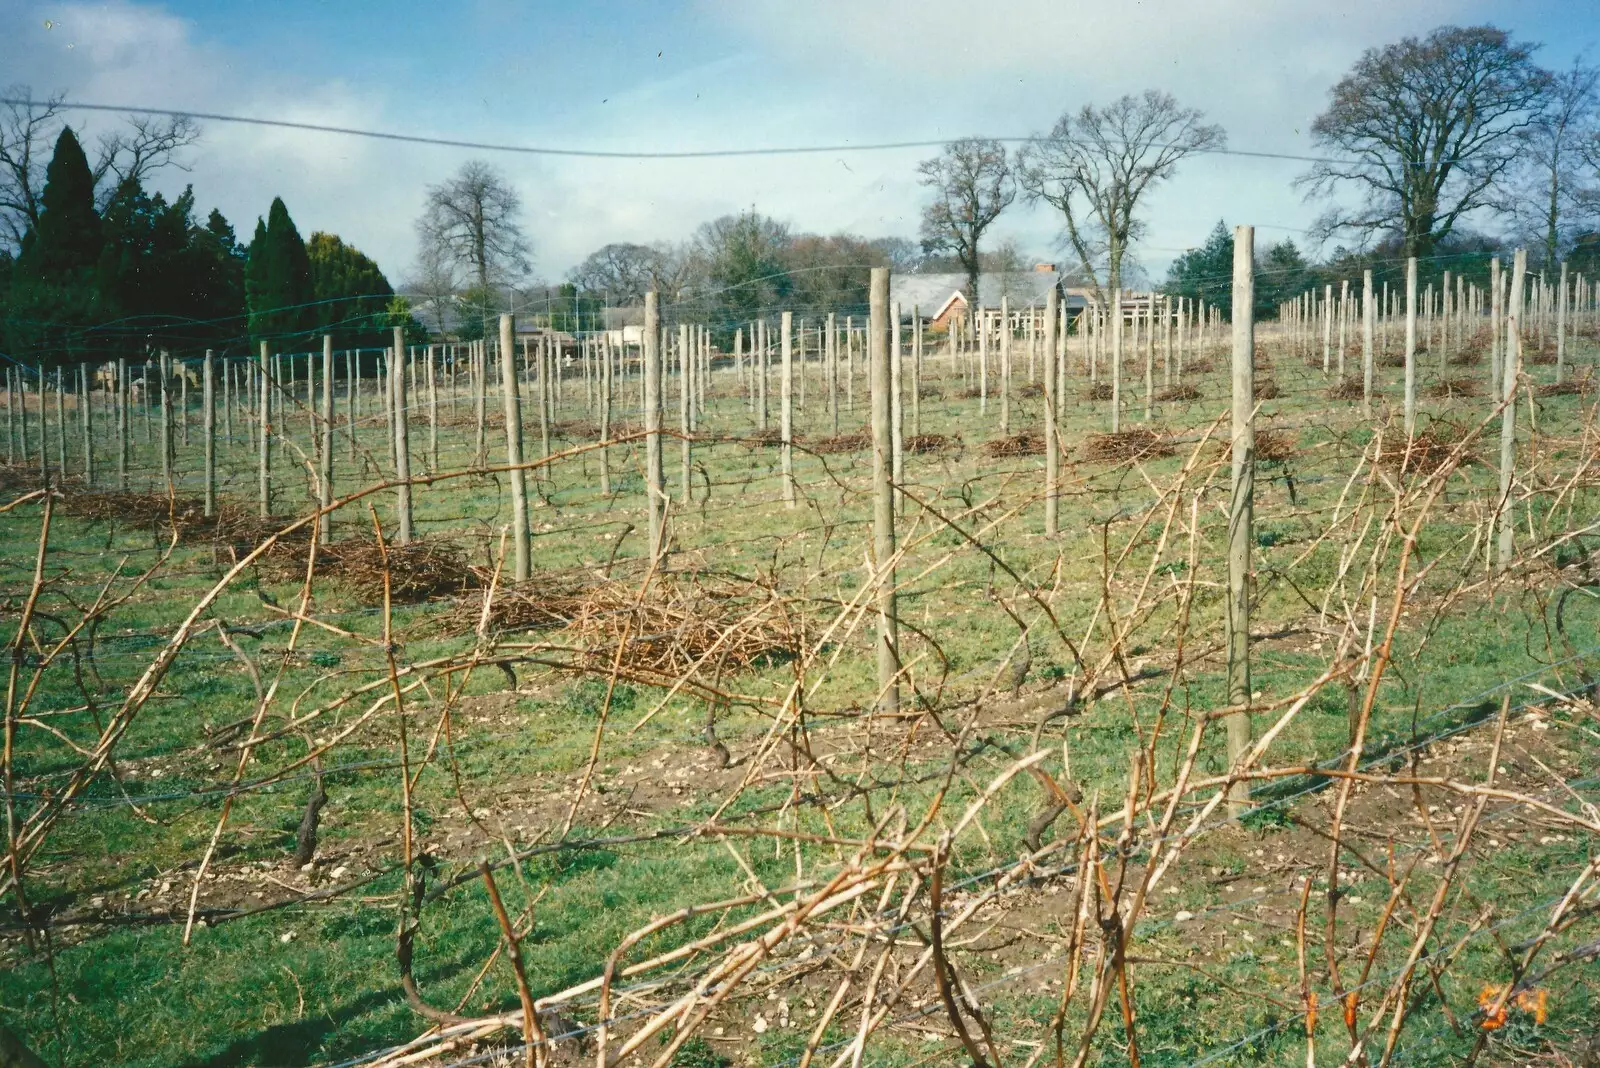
[3,328,1599,1065]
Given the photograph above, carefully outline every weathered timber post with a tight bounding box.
[1110,289,1123,433]
[781,311,796,508]
[427,344,439,472]
[679,323,692,505]
[757,318,769,431]
[999,296,1011,433]
[1404,257,1418,439]
[54,367,65,476]
[473,338,488,467]
[1362,270,1375,416]
[320,336,334,543]
[827,313,839,435]
[1556,260,1568,384]
[258,341,272,517]
[869,268,898,715]
[1490,257,1503,390]
[644,292,666,561]
[158,351,172,486]
[500,314,530,582]
[1497,250,1526,572]
[978,307,989,416]
[203,350,216,518]
[1143,297,1154,421]
[911,306,923,439]
[599,333,612,495]
[79,364,93,484]
[392,327,413,545]
[1044,286,1060,537]
[1226,224,1256,817]
[890,302,904,506]
[117,358,128,489]
[1338,279,1349,378]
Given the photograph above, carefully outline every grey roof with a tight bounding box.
[888,271,1089,314]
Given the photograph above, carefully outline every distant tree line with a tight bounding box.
[0,91,415,368]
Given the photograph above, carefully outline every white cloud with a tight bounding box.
[2,0,1539,290]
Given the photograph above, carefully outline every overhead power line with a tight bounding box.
[5,97,1354,165]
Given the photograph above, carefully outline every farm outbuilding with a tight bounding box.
[890,266,1091,331]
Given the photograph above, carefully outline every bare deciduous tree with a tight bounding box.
[405,240,461,338]
[1020,91,1223,298]
[2,86,200,251]
[91,114,201,207]
[917,138,1015,303]
[1298,25,1551,259]
[417,160,531,332]
[568,241,683,305]
[1511,59,1599,267]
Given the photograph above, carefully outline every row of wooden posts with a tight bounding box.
[0,235,1559,815]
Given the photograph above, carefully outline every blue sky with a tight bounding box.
[3,0,1595,287]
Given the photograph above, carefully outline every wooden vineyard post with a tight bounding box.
[978,307,989,416]
[1362,269,1375,416]
[391,328,413,545]
[1338,279,1349,378]
[79,364,93,485]
[1490,257,1502,392]
[890,303,904,508]
[911,306,923,439]
[999,296,1011,433]
[202,350,216,518]
[869,267,898,716]
[499,314,530,582]
[320,336,334,543]
[1110,289,1123,433]
[1143,297,1154,421]
[427,344,439,472]
[1556,260,1568,385]
[1497,250,1525,572]
[1226,224,1256,818]
[600,334,613,495]
[537,339,552,463]
[1404,256,1418,439]
[827,314,840,436]
[54,367,66,476]
[473,338,488,467]
[644,292,666,561]
[258,341,272,517]
[767,311,789,508]
[117,358,128,490]
[1044,286,1060,537]
[158,351,172,487]
[679,323,692,505]
[757,319,769,431]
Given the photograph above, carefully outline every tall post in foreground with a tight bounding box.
[781,311,796,508]
[1110,289,1123,433]
[203,350,216,518]
[644,292,666,561]
[1404,256,1418,438]
[1556,260,1568,384]
[1044,286,1060,537]
[499,314,530,582]
[117,358,128,490]
[79,364,93,485]
[1497,250,1526,572]
[1490,257,1502,391]
[869,268,899,716]
[1226,225,1256,817]
[158,352,172,486]
[1361,269,1374,416]
[679,324,693,505]
[258,341,272,517]
[890,303,904,507]
[392,327,413,545]
[320,336,334,544]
